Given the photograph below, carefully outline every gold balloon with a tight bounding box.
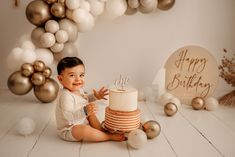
[21,63,34,77]
[34,60,46,72]
[192,97,205,110]
[44,0,58,4]
[143,120,161,139]
[31,73,46,86]
[7,71,33,95]
[43,67,52,78]
[157,0,175,11]
[34,78,59,103]
[50,3,65,18]
[26,0,52,26]
[125,6,138,15]
[164,102,178,116]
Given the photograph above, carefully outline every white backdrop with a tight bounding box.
[0,0,234,98]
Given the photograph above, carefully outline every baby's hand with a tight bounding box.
[93,86,108,100]
[86,103,98,116]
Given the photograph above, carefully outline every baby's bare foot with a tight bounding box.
[109,133,126,141]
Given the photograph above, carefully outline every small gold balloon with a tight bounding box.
[7,71,33,95]
[50,2,65,18]
[31,73,46,86]
[191,97,205,110]
[21,63,34,77]
[44,0,58,4]
[26,0,52,26]
[34,78,59,103]
[143,120,161,139]
[42,67,52,78]
[34,60,46,72]
[164,102,178,116]
[157,0,175,11]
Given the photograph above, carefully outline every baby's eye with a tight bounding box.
[69,74,75,77]
[80,74,85,77]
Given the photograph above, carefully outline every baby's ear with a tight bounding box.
[57,75,62,82]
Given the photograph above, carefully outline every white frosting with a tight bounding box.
[109,88,138,111]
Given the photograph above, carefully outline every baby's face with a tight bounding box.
[58,65,85,92]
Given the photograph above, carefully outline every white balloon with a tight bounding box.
[80,0,91,12]
[17,33,31,46]
[7,47,23,71]
[105,0,127,18]
[17,117,36,136]
[88,0,105,16]
[59,19,78,42]
[35,48,54,66]
[205,97,219,111]
[72,8,88,24]
[20,49,37,64]
[159,92,174,105]
[65,0,80,10]
[77,12,95,32]
[40,32,56,48]
[128,129,147,149]
[21,40,35,50]
[50,42,64,53]
[55,30,69,43]
[45,20,60,34]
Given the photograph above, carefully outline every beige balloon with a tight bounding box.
[21,63,34,77]
[31,27,45,48]
[157,0,175,11]
[59,19,78,42]
[7,71,33,95]
[191,97,205,110]
[164,102,178,116]
[51,2,66,18]
[34,60,46,72]
[125,5,138,15]
[128,0,140,9]
[140,0,157,8]
[43,67,52,78]
[143,120,161,139]
[45,20,59,34]
[54,42,78,62]
[138,4,155,14]
[26,0,52,26]
[40,32,56,48]
[50,42,64,53]
[34,78,59,103]
[31,72,46,86]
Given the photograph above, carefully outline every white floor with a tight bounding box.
[0,89,235,157]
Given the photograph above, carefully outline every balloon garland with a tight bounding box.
[8,0,175,103]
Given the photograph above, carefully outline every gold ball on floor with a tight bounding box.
[164,102,178,116]
[191,97,205,110]
[142,120,161,139]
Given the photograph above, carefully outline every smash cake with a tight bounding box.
[104,77,141,132]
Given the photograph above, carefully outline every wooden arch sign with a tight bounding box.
[165,45,219,105]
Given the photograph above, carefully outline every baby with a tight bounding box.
[55,57,125,142]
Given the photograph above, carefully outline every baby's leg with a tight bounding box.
[87,115,103,131]
[71,124,125,142]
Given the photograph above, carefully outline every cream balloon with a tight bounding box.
[40,32,56,48]
[34,78,59,103]
[105,0,127,18]
[21,40,35,50]
[205,97,219,111]
[88,0,105,16]
[55,30,69,43]
[20,49,37,64]
[7,47,24,71]
[168,97,181,109]
[128,0,140,9]
[159,92,174,105]
[17,117,36,136]
[35,48,54,66]
[31,27,45,48]
[54,43,78,62]
[72,8,88,24]
[50,43,64,53]
[128,129,147,149]
[25,0,51,26]
[59,19,78,42]
[65,0,80,10]
[140,0,157,8]
[77,13,95,32]
[7,71,33,95]
[45,20,59,34]
[80,0,91,12]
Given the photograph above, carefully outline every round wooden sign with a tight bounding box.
[165,45,219,105]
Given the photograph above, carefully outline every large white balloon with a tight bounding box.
[65,0,80,10]
[80,0,91,12]
[77,12,95,32]
[55,30,69,43]
[128,129,147,149]
[45,20,60,34]
[17,117,36,136]
[59,19,78,42]
[88,0,105,16]
[20,49,37,64]
[35,48,54,66]
[40,32,56,48]
[21,40,35,50]
[7,48,24,71]
[72,8,88,24]
[105,0,127,19]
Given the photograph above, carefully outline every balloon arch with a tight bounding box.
[7,0,175,103]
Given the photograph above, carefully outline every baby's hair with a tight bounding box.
[57,57,84,75]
